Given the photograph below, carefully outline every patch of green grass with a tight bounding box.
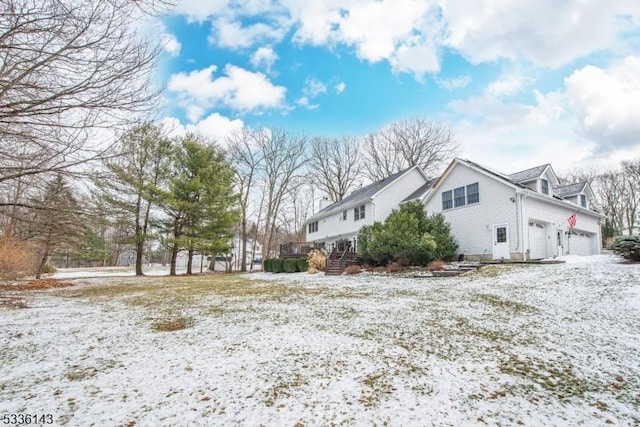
[474,293,538,314]
[150,315,194,332]
[499,354,595,399]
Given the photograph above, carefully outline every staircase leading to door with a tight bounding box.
[324,250,359,276]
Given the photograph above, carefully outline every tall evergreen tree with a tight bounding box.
[95,122,172,275]
[158,135,238,275]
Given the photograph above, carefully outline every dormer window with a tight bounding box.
[541,179,549,195]
[580,194,587,207]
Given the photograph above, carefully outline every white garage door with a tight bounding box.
[529,222,547,259]
[568,231,593,256]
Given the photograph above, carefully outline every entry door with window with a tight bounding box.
[492,224,510,260]
[556,229,564,257]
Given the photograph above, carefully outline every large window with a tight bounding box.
[308,221,318,233]
[467,183,479,204]
[442,190,453,210]
[454,186,466,208]
[354,205,365,221]
[541,179,549,195]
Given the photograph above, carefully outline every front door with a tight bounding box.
[556,229,564,257]
[492,224,510,260]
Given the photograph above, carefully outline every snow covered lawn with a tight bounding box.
[1,255,639,426]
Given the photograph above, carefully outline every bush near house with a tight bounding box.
[283,258,298,273]
[263,258,272,272]
[272,258,284,273]
[610,236,640,261]
[358,201,458,266]
[307,249,327,271]
[296,257,309,272]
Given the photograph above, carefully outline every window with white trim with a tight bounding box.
[580,194,587,208]
[442,190,453,210]
[541,179,549,195]
[454,186,466,208]
[308,221,318,233]
[467,183,479,204]
[354,205,365,221]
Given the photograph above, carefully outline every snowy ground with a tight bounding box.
[1,255,639,426]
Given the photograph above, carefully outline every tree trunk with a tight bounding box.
[187,247,194,275]
[135,239,144,275]
[170,242,179,276]
[240,219,247,272]
[35,249,49,280]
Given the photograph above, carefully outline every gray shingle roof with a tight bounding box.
[507,164,550,183]
[553,182,586,198]
[401,178,438,203]
[306,167,413,222]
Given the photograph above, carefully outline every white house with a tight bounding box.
[305,158,605,261]
[304,166,431,252]
[422,159,605,261]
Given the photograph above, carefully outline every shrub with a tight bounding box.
[427,260,445,271]
[308,267,319,274]
[610,236,640,261]
[385,261,403,273]
[344,265,362,275]
[263,258,272,272]
[307,249,327,271]
[296,257,308,272]
[0,235,39,280]
[283,258,298,273]
[272,258,284,273]
[41,264,57,274]
[357,201,456,267]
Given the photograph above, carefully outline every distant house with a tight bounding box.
[422,159,604,260]
[304,158,605,261]
[304,166,431,252]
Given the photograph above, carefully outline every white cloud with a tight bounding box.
[295,96,318,110]
[250,46,278,73]
[435,75,471,91]
[161,33,181,56]
[486,69,532,97]
[302,77,327,97]
[565,56,640,153]
[295,77,327,110]
[441,0,640,67]
[334,81,346,94]
[209,18,286,49]
[168,65,287,120]
[159,113,244,145]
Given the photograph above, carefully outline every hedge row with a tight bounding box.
[263,257,308,273]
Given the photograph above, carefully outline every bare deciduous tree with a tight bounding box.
[309,136,362,202]
[0,0,164,186]
[362,117,457,181]
[227,128,265,272]
[258,128,309,256]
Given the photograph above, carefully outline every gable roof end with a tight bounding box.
[507,164,551,183]
[553,182,587,198]
[305,166,418,222]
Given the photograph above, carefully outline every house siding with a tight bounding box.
[425,163,520,261]
[305,167,428,249]
[522,196,601,257]
[374,168,428,221]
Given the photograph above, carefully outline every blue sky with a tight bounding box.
[154,0,640,174]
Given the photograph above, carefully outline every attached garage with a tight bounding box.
[528,221,547,259]
[567,230,595,256]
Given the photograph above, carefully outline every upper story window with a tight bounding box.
[467,183,479,204]
[580,194,587,208]
[354,204,365,221]
[308,221,318,233]
[442,190,453,210]
[454,187,465,208]
[340,210,347,221]
[541,179,549,195]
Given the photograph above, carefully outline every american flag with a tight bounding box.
[568,213,577,228]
